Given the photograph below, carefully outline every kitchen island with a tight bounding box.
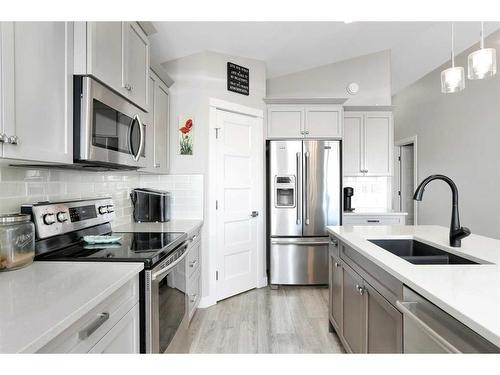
[327,225,500,351]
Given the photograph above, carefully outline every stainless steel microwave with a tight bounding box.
[73,76,148,170]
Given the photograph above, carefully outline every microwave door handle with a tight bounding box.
[135,114,145,161]
[130,114,144,162]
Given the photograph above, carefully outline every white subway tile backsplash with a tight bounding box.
[0,166,204,225]
[344,176,391,211]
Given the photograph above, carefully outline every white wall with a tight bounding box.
[162,51,267,306]
[267,50,392,105]
[163,51,266,175]
[393,29,500,239]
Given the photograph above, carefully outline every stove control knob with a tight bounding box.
[56,212,68,223]
[106,205,115,213]
[98,206,108,215]
[43,213,56,225]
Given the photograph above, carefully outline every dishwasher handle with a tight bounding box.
[396,300,461,353]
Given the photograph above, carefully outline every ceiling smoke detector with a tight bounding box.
[346,82,359,95]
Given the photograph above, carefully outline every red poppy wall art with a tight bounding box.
[178,115,194,155]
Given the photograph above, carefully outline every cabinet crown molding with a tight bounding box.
[263,97,347,105]
[344,105,395,112]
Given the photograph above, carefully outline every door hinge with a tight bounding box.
[398,191,401,196]
[216,200,218,210]
[215,128,221,139]
[216,271,219,281]
[398,156,401,161]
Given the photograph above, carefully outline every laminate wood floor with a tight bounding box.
[188,286,345,353]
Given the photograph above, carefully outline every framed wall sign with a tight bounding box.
[227,62,249,96]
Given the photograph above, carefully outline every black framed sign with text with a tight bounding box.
[227,62,249,96]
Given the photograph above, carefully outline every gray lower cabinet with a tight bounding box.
[365,282,402,353]
[328,235,403,353]
[329,255,342,333]
[341,263,367,353]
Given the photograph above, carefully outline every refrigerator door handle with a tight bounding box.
[304,151,310,225]
[296,151,301,225]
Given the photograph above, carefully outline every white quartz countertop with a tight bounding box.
[326,225,500,348]
[343,211,408,216]
[113,219,203,235]
[0,261,143,353]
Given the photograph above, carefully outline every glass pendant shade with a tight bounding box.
[441,66,465,93]
[468,47,497,79]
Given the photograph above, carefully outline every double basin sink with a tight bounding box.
[368,239,479,265]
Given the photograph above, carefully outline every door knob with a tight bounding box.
[251,211,259,217]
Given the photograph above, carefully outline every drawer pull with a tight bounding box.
[366,219,380,223]
[189,259,198,268]
[79,312,110,340]
[334,262,340,268]
[190,294,197,303]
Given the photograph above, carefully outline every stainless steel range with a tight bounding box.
[22,198,190,353]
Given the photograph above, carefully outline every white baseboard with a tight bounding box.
[258,276,268,288]
[198,296,217,309]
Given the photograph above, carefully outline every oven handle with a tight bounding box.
[152,242,190,281]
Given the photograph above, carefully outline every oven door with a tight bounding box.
[146,243,190,353]
[75,76,148,169]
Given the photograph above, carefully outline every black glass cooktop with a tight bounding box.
[36,232,187,268]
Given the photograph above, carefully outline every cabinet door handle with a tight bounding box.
[78,312,110,340]
[154,163,160,168]
[0,133,7,143]
[190,294,197,303]
[330,238,338,247]
[366,219,380,223]
[7,136,19,145]
[334,262,340,268]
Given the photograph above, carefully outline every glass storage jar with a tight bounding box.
[0,214,35,271]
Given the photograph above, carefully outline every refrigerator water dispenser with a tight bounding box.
[275,176,296,207]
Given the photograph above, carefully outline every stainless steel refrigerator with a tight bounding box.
[268,140,341,285]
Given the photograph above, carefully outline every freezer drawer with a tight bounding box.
[270,237,329,285]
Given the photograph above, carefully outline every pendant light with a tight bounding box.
[468,22,497,80]
[441,23,465,93]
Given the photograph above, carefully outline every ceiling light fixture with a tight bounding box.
[441,23,465,94]
[467,22,497,80]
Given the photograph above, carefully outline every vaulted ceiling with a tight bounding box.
[150,22,500,94]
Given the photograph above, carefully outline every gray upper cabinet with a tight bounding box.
[0,22,73,164]
[266,104,342,139]
[141,70,170,174]
[343,111,393,176]
[365,282,402,353]
[86,22,123,94]
[74,21,150,111]
[341,263,366,353]
[122,22,149,110]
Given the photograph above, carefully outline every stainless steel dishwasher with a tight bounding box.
[396,287,499,353]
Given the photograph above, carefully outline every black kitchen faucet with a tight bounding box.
[413,174,471,247]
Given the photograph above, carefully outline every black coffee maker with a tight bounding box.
[343,187,355,212]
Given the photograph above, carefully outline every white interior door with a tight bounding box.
[215,109,261,301]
